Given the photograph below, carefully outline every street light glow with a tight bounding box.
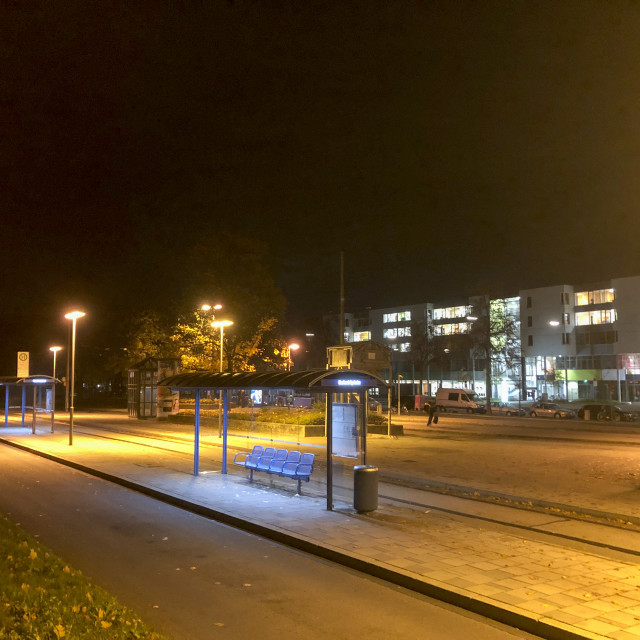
[64,310,85,445]
[202,303,223,312]
[64,311,86,320]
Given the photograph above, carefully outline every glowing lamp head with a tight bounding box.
[211,320,233,328]
[50,346,62,353]
[288,343,300,351]
[64,311,85,320]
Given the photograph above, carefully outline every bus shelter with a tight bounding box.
[158,368,388,510]
[0,375,59,433]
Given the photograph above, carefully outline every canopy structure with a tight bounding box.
[158,368,388,391]
[0,375,60,432]
[158,368,389,510]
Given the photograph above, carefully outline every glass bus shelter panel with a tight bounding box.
[329,396,366,510]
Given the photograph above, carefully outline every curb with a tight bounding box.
[0,437,605,640]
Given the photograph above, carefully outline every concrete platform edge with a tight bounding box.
[0,437,607,640]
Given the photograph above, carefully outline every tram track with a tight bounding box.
[67,421,640,557]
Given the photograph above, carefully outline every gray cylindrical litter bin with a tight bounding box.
[354,465,378,513]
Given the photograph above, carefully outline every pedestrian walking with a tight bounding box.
[428,402,438,426]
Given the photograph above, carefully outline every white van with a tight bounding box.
[435,388,484,413]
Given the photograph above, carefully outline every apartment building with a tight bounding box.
[329,274,640,403]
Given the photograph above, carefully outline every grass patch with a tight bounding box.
[0,512,167,640]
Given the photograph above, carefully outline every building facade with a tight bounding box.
[329,274,640,403]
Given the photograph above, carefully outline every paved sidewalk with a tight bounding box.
[2,422,640,640]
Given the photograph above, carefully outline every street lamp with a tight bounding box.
[286,343,300,371]
[212,320,233,437]
[49,346,62,379]
[397,374,404,415]
[211,320,234,373]
[64,311,85,446]
[49,347,62,422]
[201,303,222,313]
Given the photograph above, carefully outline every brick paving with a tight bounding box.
[2,419,640,639]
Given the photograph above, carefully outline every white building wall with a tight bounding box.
[612,275,640,355]
[520,284,575,358]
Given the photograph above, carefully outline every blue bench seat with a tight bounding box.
[234,446,315,494]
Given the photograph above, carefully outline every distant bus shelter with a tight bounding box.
[158,368,388,511]
[0,376,59,433]
[127,357,181,419]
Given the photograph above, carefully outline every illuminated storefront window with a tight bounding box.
[574,289,615,306]
[575,309,617,325]
[353,331,371,342]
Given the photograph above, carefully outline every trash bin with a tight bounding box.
[354,465,378,513]
[583,409,590,421]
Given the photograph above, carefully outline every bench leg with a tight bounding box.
[297,477,302,494]
[249,469,254,483]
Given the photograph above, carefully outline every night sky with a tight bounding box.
[3,1,640,372]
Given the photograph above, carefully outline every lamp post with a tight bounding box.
[286,343,300,371]
[49,346,62,424]
[212,320,233,437]
[397,374,404,415]
[49,346,62,379]
[212,320,234,373]
[64,311,85,446]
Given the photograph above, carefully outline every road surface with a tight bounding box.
[0,444,539,640]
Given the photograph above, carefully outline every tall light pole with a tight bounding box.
[49,346,62,379]
[64,311,85,446]
[202,304,222,368]
[212,320,234,373]
[49,346,62,421]
[212,320,233,437]
[286,343,300,371]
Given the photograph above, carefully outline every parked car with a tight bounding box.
[490,401,526,417]
[577,404,636,422]
[528,402,576,419]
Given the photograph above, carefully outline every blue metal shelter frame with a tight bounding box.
[0,376,60,433]
[158,368,388,510]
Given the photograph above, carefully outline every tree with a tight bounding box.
[408,319,435,394]
[170,307,222,371]
[469,296,521,413]
[178,232,288,372]
[108,310,177,372]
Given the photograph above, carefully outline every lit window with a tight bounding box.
[575,289,615,306]
[383,313,397,323]
[383,328,397,339]
[353,331,371,342]
[399,343,411,352]
[575,310,617,325]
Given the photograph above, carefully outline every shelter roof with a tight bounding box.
[158,368,388,390]
[0,376,59,386]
